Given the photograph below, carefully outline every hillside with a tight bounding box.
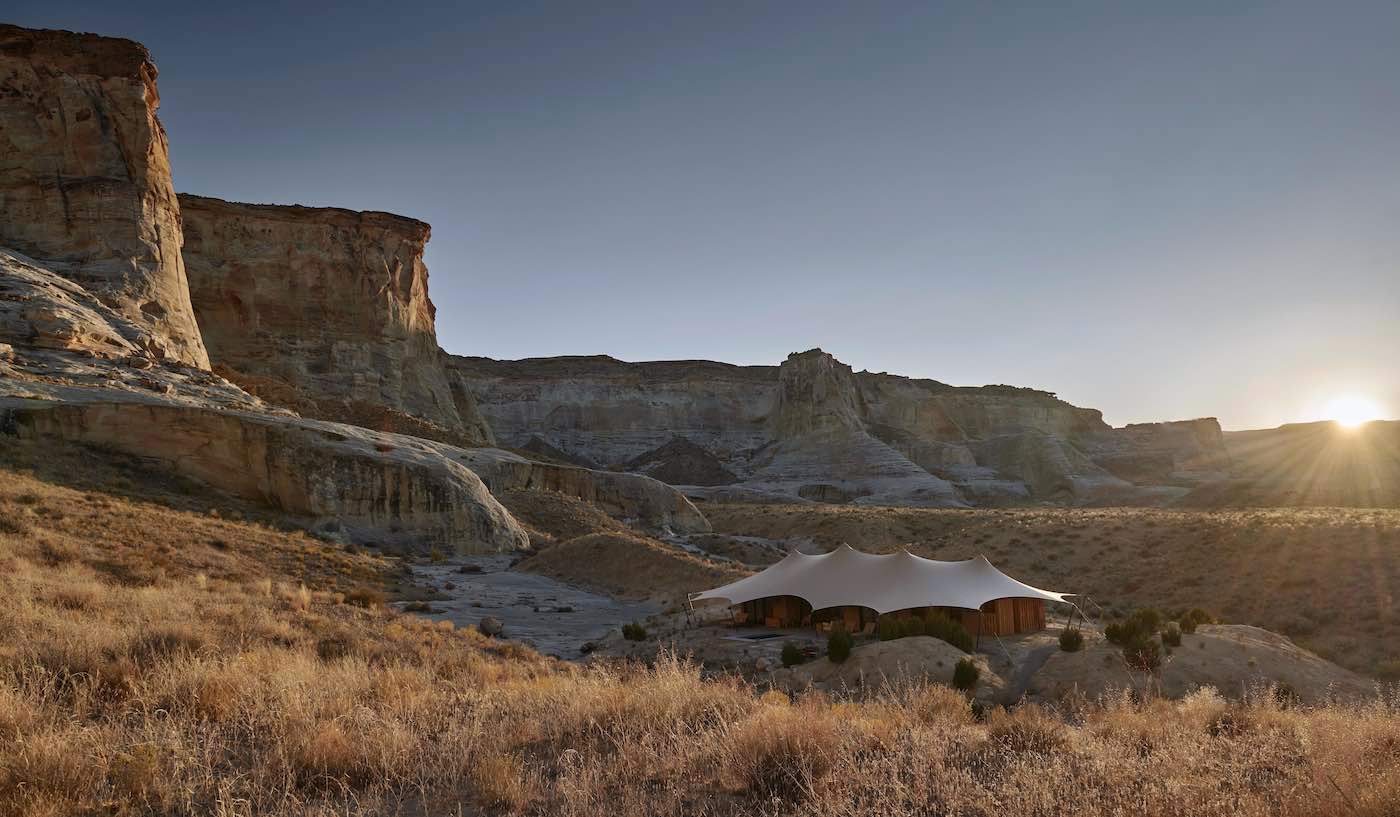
[2,446,1398,816]
[698,502,1400,677]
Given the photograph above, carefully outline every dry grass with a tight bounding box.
[703,502,1400,676]
[2,451,1399,815]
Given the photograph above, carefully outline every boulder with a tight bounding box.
[479,616,504,637]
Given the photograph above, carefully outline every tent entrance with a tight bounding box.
[734,595,811,628]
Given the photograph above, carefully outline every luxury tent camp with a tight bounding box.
[691,545,1072,638]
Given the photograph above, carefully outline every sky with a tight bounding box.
[10,1,1400,430]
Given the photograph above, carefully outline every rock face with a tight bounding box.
[180,195,491,445]
[458,448,711,535]
[450,348,1232,506]
[0,248,530,553]
[1,395,529,553]
[0,25,208,367]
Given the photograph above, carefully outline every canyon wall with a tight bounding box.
[0,25,208,367]
[450,348,1230,507]
[180,195,492,445]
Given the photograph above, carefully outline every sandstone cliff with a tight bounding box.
[0,249,531,553]
[179,194,493,446]
[449,348,1233,507]
[0,25,207,367]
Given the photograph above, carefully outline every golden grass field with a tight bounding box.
[701,503,1400,678]
[2,441,1400,815]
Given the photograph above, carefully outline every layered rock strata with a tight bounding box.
[0,25,208,367]
[451,348,1231,507]
[179,195,492,445]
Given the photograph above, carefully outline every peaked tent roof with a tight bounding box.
[691,544,1070,614]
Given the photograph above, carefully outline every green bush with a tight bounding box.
[1161,621,1182,647]
[1124,635,1162,672]
[952,657,980,691]
[828,626,854,663]
[1105,608,1164,645]
[621,621,647,641]
[1059,628,1084,652]
[781,641,804,668]
[924,612,975,653]
[901,617,927,638]
[878,617,902,642]
[1178,608,1216,634]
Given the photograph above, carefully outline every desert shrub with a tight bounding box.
[952,657,979,691]
[0,508,30,535]
[828,626,853,663]
[987,704,1067,754]
[1059,628,1084,652]
[1271,681,1301,709]
[1178,608,1216,633]
[878,617,901,641]
[924,611,975,653]
[1161,621,1182,647]
[345,587,386,608]
[1123,635,1162,672]
[901,617,926,638]
[725,705,838,802]
[621,621,648,641]
[129,625,206,664]
[1374,658,1400,681]
[1106,608,1164,645]
[781,641,804,668]
[470,751,533,810]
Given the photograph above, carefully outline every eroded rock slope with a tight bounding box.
[450,349,1231,507]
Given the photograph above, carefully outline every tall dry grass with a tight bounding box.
[2,462,1399,815]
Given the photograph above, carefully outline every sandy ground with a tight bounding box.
[404,556,659,658]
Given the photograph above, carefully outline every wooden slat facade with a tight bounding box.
[735,597,1049,636]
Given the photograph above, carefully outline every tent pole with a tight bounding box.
[975,609,982,651]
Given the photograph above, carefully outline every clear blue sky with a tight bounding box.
[11,1,1400,429]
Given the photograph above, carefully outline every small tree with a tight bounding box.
[1059,628,1084,652]
[781,641,804,668]
[1178,608,1215,634]
[1161,621,1182,647]
[902,617,927,638]
[828,626,854,663]
[878,617,902,641]
[953,657,980,691]
[621,621,647,641]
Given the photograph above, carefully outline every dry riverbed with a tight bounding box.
[403,556,659,658]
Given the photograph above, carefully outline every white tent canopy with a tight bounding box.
[692,544,1070,615]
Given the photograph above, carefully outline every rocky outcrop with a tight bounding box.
[1080,418,1232,485]
[457,448,711,535]
[0,250,528,553]
[448,355,777,467]
[0,25,208,367]
[450,347,1227,507]
[179,195,492,445]
[625,437,738,486]
[1,393,528,553]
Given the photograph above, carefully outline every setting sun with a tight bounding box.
[1324,394,1385,428]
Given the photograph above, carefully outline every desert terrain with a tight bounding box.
[1,20,1398,817]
